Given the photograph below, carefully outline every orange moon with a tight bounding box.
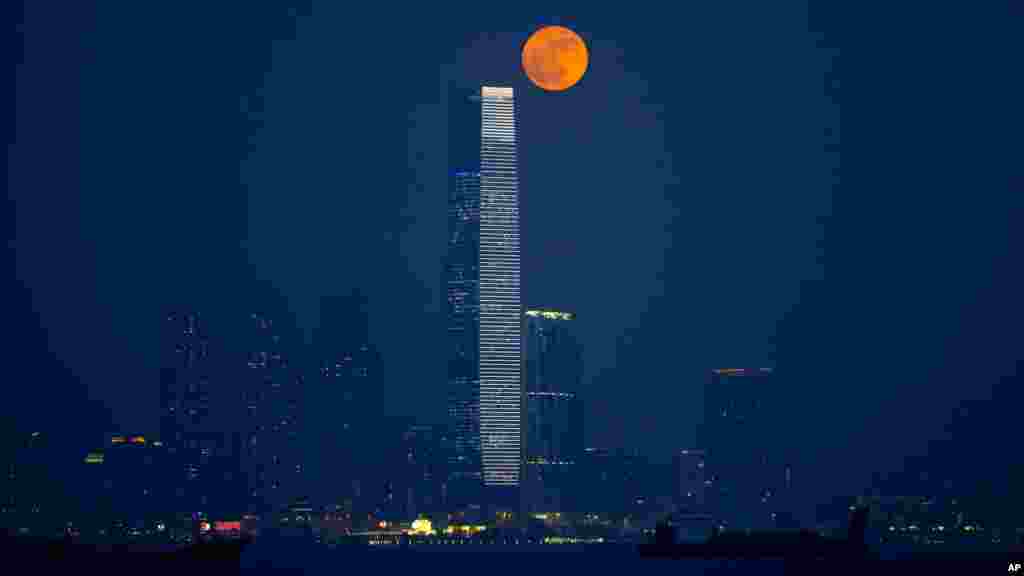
[521,26,588,91]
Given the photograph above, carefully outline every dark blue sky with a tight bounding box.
[8,1,1022,510]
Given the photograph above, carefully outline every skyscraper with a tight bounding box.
[674,449,707,513]
[699,368,780,531]
[522,308,583,514]
[446,86,522,491]
[243,311,304,517]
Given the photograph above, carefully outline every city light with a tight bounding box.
[408,518,434,535]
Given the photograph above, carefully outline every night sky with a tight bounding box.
[8,1,1022,513]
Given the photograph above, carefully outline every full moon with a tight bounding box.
[522,25,588,92]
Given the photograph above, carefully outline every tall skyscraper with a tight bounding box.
[446,86,522,491]
[522,308,583,514]
[699,367,781,531]
[314,289,381,510]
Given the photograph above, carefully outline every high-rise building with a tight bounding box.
[574,447,649,517]
[699,367,781,531]
[446,86,522,491]
[314,289,380,507]
[401,424,443,519]
[522,308,583,514]
[669,449,715,543]
[91,434,176,528]
[161,311,238,517]
[5,431,70,534]
[243,311,304,517]
[316,289,378,400]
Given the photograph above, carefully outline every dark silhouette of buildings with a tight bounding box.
[82,434,175,532]
[400,424,444,519]
[674,449,707,514]
[700,367,788,531]
[313,289,381,513]
[1,431,79,535]
[242,309,304,518]
[642,505,875,563]
[160,312,243,519]
[522,308,583,515]
[446,85,523,497]
[574,448,653,518]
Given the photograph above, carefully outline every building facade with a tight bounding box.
[86,434,178,530]
[243,311,304,517]
[160,311,241,517]
[699,367,784,531]
[315,289,381,510]
[3,431,75,535]
[674,449,707,514]
[400,424,444,519]
[522,309,583,514]
[446,86,522,492]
